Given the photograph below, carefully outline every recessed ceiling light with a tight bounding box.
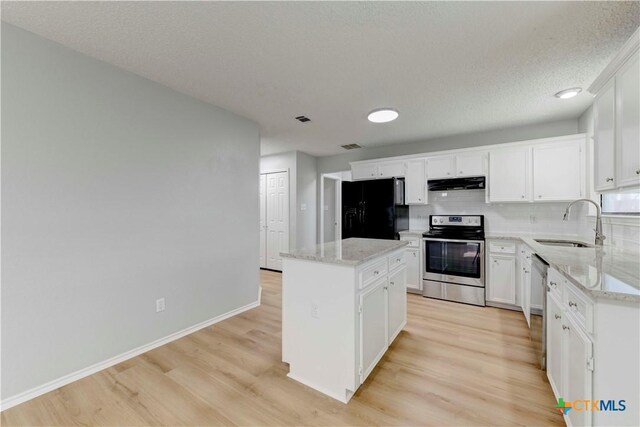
[554,87,582,99]
[367,108,399,123]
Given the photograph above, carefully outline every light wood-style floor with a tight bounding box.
[2,270,563,426]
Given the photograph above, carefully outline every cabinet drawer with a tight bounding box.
[563,281,593,333]
[388,252,406,272]
[404,239,420,248]
[359,260,388,289]
[489,241,516,254]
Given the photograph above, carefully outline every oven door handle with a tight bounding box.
[423,237,485,245]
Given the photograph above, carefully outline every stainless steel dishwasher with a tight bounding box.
[531,254,548,370]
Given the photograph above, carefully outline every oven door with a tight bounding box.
[423,238,484,287]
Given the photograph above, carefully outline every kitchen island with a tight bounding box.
[281,238,408,403]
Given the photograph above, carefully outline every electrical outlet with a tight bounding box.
[311,302,319,319]
[156,298,165,313]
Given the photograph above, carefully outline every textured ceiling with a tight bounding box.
[2,2,639,157]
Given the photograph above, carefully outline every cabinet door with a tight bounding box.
[456,152,486,177]
[521,265,531,327]
[616,53,640,188]
[563,314,593,427]
[378,161,405,178]
[486,254,516,305]
[406,160,427,204]
[405,248,422,292]
[546,293,563,398]
[488,147,529,202]
[426,156,455,179]
[388,267,407,344]
[532,139,584,201]
[352,163,378,180]
[594,80,616,191]
[359,277,388,383]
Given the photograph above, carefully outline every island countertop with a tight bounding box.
[281,237,408,267]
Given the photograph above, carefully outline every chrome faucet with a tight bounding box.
[562,198,606,246]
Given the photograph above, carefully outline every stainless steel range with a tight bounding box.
[422,215,485,306]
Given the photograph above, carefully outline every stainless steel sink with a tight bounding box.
[534,239,593,248]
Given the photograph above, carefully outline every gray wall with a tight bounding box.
[259,151,317,251]
[317,119,579,174]
[260,151,298,250]
[295,152,317,250]
[1,24,260,400]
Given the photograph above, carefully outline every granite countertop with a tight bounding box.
[487,233,640,302]
[281,238,408,267]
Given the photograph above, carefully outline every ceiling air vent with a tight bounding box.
[341,144,362,150]
[295,115,311,123]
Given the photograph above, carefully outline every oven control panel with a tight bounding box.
[431,215,482,226]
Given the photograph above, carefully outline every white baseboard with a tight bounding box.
[0,298,261,412]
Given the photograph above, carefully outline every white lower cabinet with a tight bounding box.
[387,267,407,344]
[545,267,639,427]
[546,292,563,397]
[486,251,516,305]
[401,236,423,293]
[282,247,408,404]
[563,312,593,427]
[359,277,388,382]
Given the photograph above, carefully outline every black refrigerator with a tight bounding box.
[342,178,409,240]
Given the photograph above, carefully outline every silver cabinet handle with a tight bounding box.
[606,177,614,182]
[555,314,561,320]
[374,270,379,275]
[459,171,463,174]
[412,252,416,257]
[384,285,388,290]
[390,281,395,286]
[521,195,525,199]
[396,258,401,262]
[636,169,640,175]
[538,195,542,198]
[562,325,570,330]
[550,281,557,288]
[568,301,577,308]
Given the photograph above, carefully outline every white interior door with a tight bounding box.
[259,174,267,268]
[266,171,289,271]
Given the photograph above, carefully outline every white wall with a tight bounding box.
[410,191,589,238]
[295,152,317,250]
[1,24,260,402]
[259,151,317,251]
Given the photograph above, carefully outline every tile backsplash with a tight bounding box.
[410,190,592,238]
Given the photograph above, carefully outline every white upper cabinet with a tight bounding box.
[593,80,616,191]
[489,146,530,202]
[351,160,405,180]
[426,152,486,179]
[532,138,585,201]
[377,161,406,178]
[406,159,427,204]
[616,53,640,188]
[455,152,486,177]
[426,156,455,179]
[351,163,379,180]
[592,37,639,191]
